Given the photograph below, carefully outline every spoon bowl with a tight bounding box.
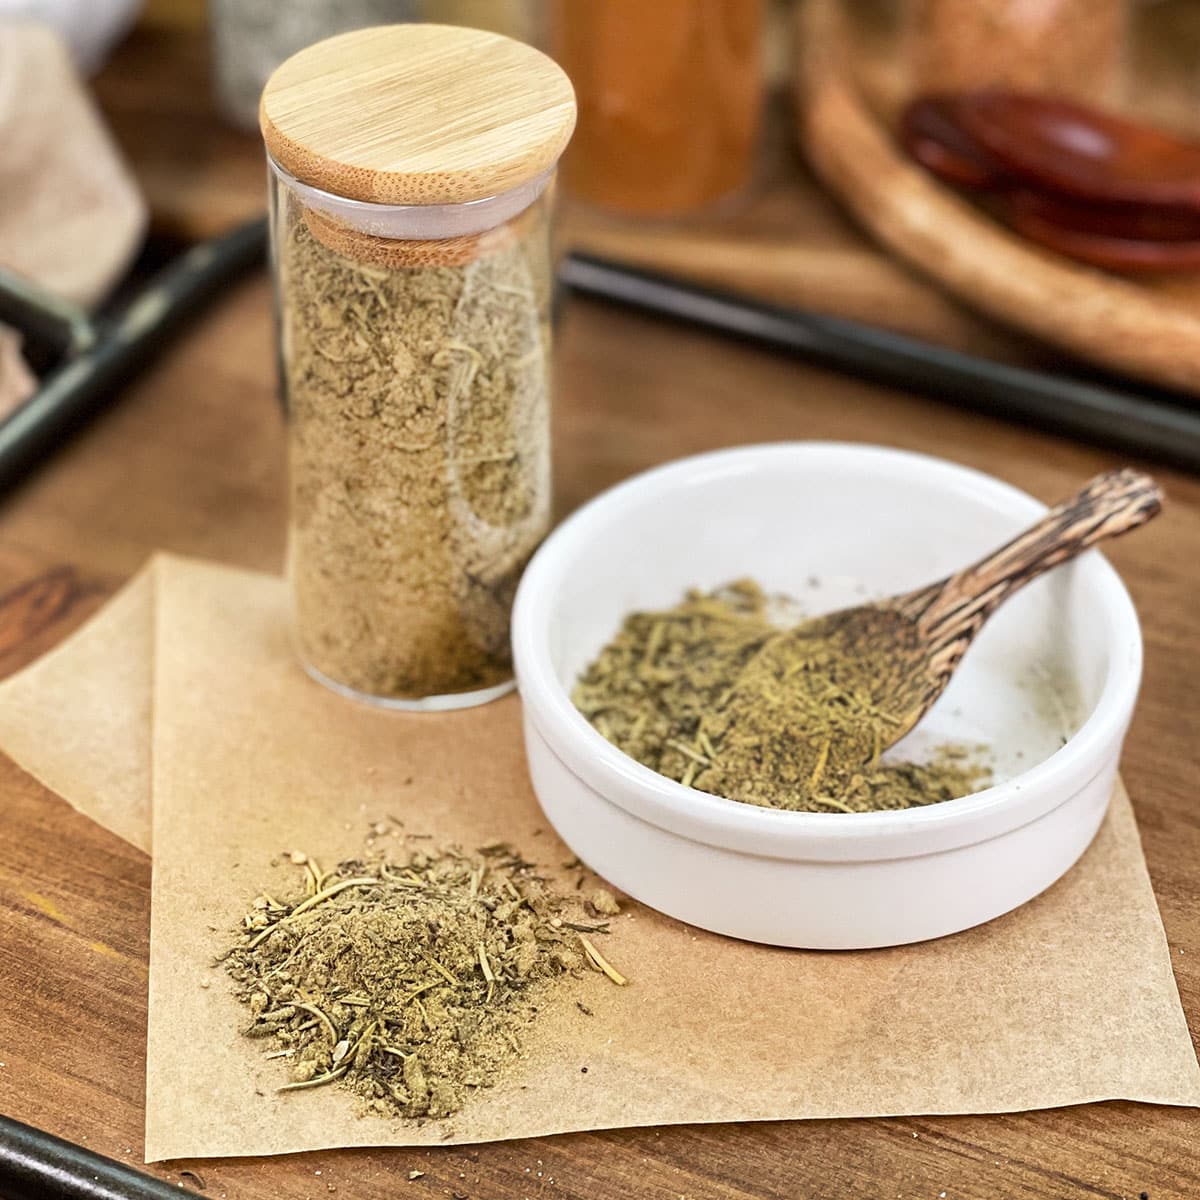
[897,92,1200,272]
[713,469,1160,809]
[899,94,1009,191]
[956,91,1200,209]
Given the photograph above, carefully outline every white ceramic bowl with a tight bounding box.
[511,444,1142,949]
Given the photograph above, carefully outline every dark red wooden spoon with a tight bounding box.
[899,95,1010,191]
[1006,191,1200,242]
[1003,190,1200,272]
[957,91,1200,210]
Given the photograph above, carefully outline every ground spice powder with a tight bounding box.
[280,198,552,701]
[225,838,621,1121]
[573,580,989,813]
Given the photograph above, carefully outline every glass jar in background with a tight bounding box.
[906,0,1128,104]
[550,0,766,217]
[261,25,575,709]
[211,0,549,131]
[210,0,422,129]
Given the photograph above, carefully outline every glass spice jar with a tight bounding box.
[260,24,576,709]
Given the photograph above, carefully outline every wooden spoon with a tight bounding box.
[1003,191,1200,273]
[897,96,1200,272]
[718,469,1162,796]
[957,91,1200,210]
[899,94,1010,191]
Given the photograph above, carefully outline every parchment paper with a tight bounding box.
[0,561,154,852]
[142,557,1200,1161]
[2,556,1197,1160]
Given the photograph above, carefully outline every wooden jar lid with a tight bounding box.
[260,24,576,207]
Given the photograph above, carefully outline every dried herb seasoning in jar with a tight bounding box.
[260,25,575,708]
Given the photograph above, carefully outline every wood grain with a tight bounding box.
[2,271,1200,1199]
[898,468,1163,710]
[0,22,1198,1200]
[261,24,576,206]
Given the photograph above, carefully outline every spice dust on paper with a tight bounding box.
[224,834,626,1124]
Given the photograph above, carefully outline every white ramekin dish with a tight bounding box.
[511,443,1142,949]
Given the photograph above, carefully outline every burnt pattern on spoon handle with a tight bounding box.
[896,468,1162,688]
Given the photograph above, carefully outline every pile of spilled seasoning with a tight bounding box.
[225,836,626,1121]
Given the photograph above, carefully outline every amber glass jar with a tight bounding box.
[551,0,765,216]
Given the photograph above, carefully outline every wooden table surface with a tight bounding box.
[3,22,1200,1200]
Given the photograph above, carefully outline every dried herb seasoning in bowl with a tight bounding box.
[569,468,1157,817]
[572,580,990,813]
[511,444,1144,949]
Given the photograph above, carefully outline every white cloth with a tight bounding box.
[0,0,141,73]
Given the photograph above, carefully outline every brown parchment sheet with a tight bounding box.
[0,562,154,852]
[135,555,1200,1162]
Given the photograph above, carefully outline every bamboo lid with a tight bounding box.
[260,24,576,207]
